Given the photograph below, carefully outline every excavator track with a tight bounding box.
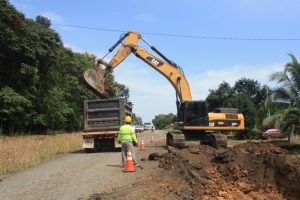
[167,131,227,149]
[207,133,228,148]
[167,131,185,149]
[196,132,228,148]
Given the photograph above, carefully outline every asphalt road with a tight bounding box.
[0,130,167,200]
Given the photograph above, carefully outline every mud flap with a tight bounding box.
[114,136,121,148]
[83,138,94,149]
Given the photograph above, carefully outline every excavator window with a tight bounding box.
[178,101,208,126]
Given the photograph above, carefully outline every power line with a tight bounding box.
[53,23,300,41]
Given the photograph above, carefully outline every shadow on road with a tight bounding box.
[72,148,121,154]
[145,145,167,148]
[106,164,123,168]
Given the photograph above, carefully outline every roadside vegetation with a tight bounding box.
[0,1,129,135]
[152,113,176,129]
[0,133,82,175]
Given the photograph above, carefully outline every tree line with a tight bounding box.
[0,1,128,135]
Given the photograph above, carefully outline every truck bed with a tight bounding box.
[83,98,132,151]
[84,98,132,132]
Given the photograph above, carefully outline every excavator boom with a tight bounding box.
[84,31,192,102]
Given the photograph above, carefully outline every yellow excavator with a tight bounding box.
[84,31,244,148]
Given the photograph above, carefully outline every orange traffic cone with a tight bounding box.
[140,139,145,151]
[124,147,135,172]
[151,135,154,143]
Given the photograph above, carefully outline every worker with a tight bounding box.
[118,115,139,167]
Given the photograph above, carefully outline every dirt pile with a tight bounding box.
[159,142,300,200]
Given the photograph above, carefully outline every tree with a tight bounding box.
[0,2,102,134]
[132,114,142,125]
[254,85,285,129]
[233,78,267,105]
[42,87,72,131]
[206,78,268,129]
[270,54,300,108]
[35,15,51,28]
[0,87,32,134]
[116,83,130,101]
[152,113,176,129]
[279,108,300,142]
[268,54,300,141]
[224,94,256,129]
[206,81,233,111]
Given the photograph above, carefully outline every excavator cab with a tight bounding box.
[178,101,209,126]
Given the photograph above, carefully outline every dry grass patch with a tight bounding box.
[0,133,82,175]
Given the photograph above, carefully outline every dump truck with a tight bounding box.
[82,98,132,152]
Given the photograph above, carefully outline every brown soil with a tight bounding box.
[88,141,300,200]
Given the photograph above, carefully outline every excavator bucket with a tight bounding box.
[83,67,109,98]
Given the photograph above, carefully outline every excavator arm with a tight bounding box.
[84,31,192,102]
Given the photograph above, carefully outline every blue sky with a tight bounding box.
[10,0,300,123]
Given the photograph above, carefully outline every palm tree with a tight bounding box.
[279,108,300,142]
[270,54,300,108]
[268,54,300,142]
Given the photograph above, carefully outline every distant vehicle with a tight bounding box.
[262,129,286,139]
[134,125,144,133]
[144,122,152,130]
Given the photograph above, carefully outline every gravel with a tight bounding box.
[0,131,167,200]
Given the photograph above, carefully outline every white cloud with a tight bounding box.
[189,63,283,99]
[134,13,156,24]
[113,60,176,122]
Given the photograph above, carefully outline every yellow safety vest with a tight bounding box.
[118,124,137,143]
